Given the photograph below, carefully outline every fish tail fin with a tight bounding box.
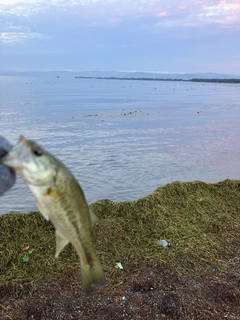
[81,258,106,296]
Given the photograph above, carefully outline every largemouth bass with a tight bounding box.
[1,135,105,295]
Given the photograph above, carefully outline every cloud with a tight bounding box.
[0,31,50,42]
[0,20,50,43]
[0,1,239,51]
[156,12,167,17]
[0,0,78,17]
[200,3,240,26]
[154,1,240,30]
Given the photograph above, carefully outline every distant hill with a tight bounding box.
[0,70,126,78]
[1,70,240,80]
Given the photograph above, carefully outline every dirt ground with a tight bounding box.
[1,180,240,319]
[1,258,239,320]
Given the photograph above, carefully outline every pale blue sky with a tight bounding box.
[1,0,240,74]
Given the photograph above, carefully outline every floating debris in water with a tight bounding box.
[157,239,171,247]
[115,262,123,269]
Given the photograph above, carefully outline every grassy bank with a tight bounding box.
[0,179,240,288]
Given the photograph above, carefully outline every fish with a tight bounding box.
[1,135,106,295]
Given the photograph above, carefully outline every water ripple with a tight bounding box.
[0,77,239,214]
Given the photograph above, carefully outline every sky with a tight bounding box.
[0,0,240,74]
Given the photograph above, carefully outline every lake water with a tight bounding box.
[0,75,239,214]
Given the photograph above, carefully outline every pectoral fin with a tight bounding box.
[55,231,69,258]
[89,208,100,226]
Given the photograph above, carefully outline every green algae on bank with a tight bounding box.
[0,179,240,289]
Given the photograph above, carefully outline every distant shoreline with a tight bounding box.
[75,76,240,84]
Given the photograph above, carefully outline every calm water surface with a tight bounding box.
[0,76,240,214]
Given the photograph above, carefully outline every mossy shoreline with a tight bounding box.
[0,179,240,289]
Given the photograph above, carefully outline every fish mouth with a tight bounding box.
[1,135,28,171]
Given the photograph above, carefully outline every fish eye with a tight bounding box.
[32,146,43,157]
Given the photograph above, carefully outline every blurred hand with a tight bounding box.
[0,136,16,196]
